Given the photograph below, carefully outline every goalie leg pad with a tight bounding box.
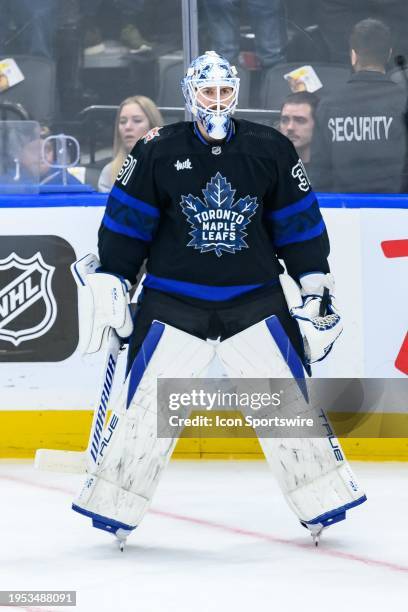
[217,315,304,379]
[73,321,215,535]
[217,315,366,528]
[260,436,366,528]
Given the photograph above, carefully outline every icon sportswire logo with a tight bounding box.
[180,172,258,257]
[0,252,57,345]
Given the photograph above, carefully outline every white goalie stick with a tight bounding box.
[34,328,122,473]
[34,253,126,474]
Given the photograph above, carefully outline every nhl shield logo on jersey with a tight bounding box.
[0,252,57,346]
[180,172,258,257]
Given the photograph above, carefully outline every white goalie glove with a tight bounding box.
[280,272,343,365]
[71,253,134,354]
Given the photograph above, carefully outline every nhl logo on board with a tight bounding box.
[0,252,57,346]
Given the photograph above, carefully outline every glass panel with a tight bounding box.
[197,1,408,193]
[0,1,184,193]
[0,121,40,194]
[0,2,406,193]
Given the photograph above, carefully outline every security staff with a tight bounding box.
[310,18,406,193]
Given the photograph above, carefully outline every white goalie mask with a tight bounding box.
[181,51,240,140]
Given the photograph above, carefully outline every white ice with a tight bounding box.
[0,460,407,612]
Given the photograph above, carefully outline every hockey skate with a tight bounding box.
[115,528,132,552]
[301,521,324,546]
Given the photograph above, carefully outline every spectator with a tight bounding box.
[98,95,163,193]
[20,126,83,186]
[310,18,407,193]
[201,0,287,68]
[279,92,319,173]
[316,0,408,63]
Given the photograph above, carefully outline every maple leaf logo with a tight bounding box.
[180,172,258,257]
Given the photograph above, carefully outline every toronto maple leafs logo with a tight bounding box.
[180,172,258,257]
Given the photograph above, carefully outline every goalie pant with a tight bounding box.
[125,283,305,374]
[72,286,366,539]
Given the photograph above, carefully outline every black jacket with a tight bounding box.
[310,70,407,193]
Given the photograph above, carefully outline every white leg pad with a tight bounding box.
[260,437,366,527]
[73,321,215,535]
[217,315,366,528]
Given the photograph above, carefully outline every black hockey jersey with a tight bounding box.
[99,119,330,302]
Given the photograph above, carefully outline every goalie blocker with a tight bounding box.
[72,292,365,546]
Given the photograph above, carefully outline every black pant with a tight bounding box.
[126,284,304,375]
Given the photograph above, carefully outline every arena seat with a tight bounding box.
[0,55,56,125]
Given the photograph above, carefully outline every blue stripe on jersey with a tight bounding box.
[143,273,278,301]
[103,190,160,241]
[268,190,317,221]
[102,212,153,242]
[110,186,160,218]
[273,218,326,247]
[267,191,325,247]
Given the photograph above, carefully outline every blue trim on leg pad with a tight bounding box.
[265,315,308,400]
[72,504,136,535]
[303,494,367,529]
[126,320,165,409]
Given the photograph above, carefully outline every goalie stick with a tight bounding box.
[34,328,121,473]
[35,253,126,474]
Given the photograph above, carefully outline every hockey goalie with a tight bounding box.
[69,51,366,549]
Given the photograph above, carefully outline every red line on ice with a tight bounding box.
[2,472,408,575]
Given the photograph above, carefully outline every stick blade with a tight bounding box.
[34,449,87,474]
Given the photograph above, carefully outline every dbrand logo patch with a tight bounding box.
[174,158,192,171]
[0,252,56,346]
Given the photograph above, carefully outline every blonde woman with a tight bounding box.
[98,95,163,192]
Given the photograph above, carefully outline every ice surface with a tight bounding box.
[0,460,407,612]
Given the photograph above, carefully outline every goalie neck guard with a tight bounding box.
[181,51,240,140]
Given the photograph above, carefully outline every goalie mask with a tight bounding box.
[181,51,240,140]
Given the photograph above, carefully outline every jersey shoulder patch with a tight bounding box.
[143,126,162,143]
